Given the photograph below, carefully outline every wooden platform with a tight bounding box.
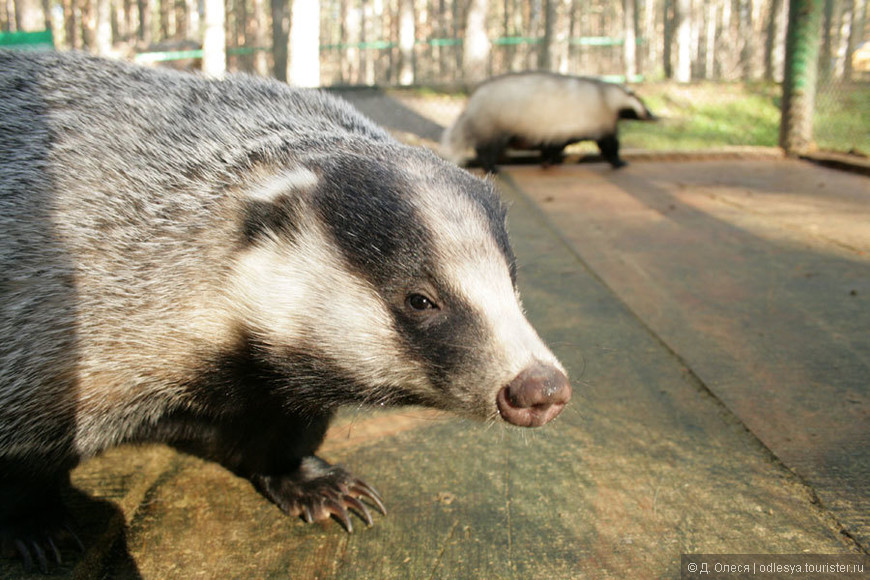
[3,158,868,579]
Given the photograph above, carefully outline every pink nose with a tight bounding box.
[496,363,571,427]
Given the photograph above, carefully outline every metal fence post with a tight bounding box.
[779,0,824,155]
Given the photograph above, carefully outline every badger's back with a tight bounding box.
[0,50,396,457]
[441,72,645,160]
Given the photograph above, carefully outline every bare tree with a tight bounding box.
[203,0,227,77]
[288,0,320,86]
[13,0,44,30]
[138,0,153,45]
[271,0,289,80]
[674,0,691,81]
[252,0,270,75]
[764,0,787,80]
[539,0,556,69]
[844,0,867,79]
[463,0,490,84]
[624,0,638,79]
[738,0,757,79]
[95,0,113,53]
[398,0,414,85]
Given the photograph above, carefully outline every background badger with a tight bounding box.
[441,71,655,172]
[0,51,571,572]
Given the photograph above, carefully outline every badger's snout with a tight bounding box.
[496,363,571,427]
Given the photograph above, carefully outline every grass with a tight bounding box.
[814,82,870,154]
[400,80,869,156]
[618,82,783,151]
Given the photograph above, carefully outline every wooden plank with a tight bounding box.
[507,159,870,553]
[1,161,862,578]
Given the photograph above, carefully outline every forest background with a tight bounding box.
[2,0,868,153]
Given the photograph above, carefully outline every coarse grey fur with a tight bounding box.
[441,71,655,172]
[0,50,570,571]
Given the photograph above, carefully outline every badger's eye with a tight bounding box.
[407,293,437,311]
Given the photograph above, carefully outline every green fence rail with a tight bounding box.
[136,36,637,62]
[0,29,54,50]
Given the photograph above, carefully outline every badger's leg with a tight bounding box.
[248,455,386,533]
[475,139,506,174]
[540,145,566,167]
[0,460,83,573]
[157,408,385,532]
[596,134,627,168]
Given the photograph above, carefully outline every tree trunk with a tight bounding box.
[62,0,78,47]
[138,0,152,44]
[705,1,717,78]
[663,0,674,78]
[623,0,637,80]
[202,0,227,77]
[675,0,691,81]
[398,0,414,85]
[539,0,555,70]
[251,0,269,75]
[843,0,867,80]
[780,0,823,155]
[187,0,200,41]
[819,0,836,80]
[288,0,320,86]
[95,0,112,53]
[81,0,96,48]
[462,0,490,84]
[13,0,42,30]
[271,0,289,80]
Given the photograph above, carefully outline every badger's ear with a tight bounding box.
[242,167,319,245]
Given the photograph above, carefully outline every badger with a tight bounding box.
[441,71,655,172]
[0,51,571,572]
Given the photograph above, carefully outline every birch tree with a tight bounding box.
[624,0,638,79]
[288,0,320,86]
[398,0,415,85]
[675,0,692,81]
[203,0,227,77]
[462,0,490,83]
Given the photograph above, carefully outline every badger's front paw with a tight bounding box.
[250,456,386,532]
[0,507,84,574]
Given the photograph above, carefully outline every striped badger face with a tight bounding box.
[231,146,570,427]
[611,86,656,121]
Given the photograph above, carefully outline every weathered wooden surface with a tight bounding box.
[507,159,870,554]
[2,159,866,579]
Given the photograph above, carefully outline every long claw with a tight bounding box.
[31,540,49,574]
[343,495,374,527]
[64,523,86,553]
[352,479,383,504]
[325,499,353,533]
[301,504,315,524]
[14,539,33,573]
[350,483,387,516]
[46,535,63,566]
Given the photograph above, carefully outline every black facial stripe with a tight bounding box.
[313,155,434,289]
[187,327,373,413]
[310,151,511,391]
[241,194,306,247]
[390,288,485,390]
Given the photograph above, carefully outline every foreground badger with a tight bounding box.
[441,71,655,172]
[0,51,571,571]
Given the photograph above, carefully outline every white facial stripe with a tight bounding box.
[247,167,319,202]
[452,250,562,376]
[228,223,429,395]
[410,179,563,382]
